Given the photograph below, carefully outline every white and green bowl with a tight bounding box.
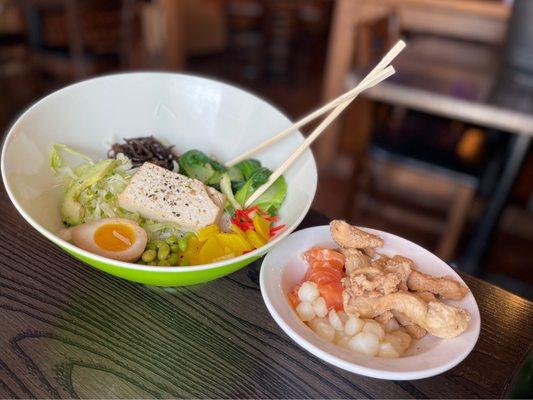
[1,73,317,286]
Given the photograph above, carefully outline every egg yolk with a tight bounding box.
[94,223,136,252]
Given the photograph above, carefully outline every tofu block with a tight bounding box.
[118,162,225,231]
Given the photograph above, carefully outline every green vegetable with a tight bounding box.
[252,176,287,215]
[227,166,244,182]
[234,159,261,180]
[234,167,271,206]
[220,173,242,211]
[141,249,157,262]
[230,159,262,192]
[178,150,227,186]
[61,159,117,225]
[166,236,178,245]
[152,240,167,248]
[50,143,93,174]
[168,253,180,266]
[178,232,195,252]
[170,244,180,253]
[157,243,170,260]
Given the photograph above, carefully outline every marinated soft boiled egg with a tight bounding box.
[65,218,148,262]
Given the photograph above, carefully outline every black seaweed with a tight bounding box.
[108,136,178,170]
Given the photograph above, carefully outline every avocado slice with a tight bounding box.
[61,159,116,226]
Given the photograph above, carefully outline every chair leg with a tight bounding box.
[436,184,476,261]
[344,99,376,219]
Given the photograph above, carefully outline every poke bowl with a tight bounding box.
[1,72,317,286]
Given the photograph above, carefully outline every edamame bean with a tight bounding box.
[153,240,167,248]
[157,259,170,266]
[168,253,180,266]
[166,236,178,245]
[146,242,157,251]
[178,232,195,251]
[141,249,157,262]
[170,244,180,253]
[157,243,170,260]
[148,261,157,266]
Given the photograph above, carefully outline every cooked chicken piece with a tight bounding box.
[372,255,412,291]
[416,291,437,303]
[408,270,469,300]
[344,271,401,298]
[343,291,470,339]
[342,251,415,297]
[331,220,383,249]
[391,310,427,339]
[341,248,372,275]
[362,247,376,259]
[375,310,394,324]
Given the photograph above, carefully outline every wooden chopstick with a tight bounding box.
[226,40,406,168]
[244,65,396,208]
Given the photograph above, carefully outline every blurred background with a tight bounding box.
[0,0,531,298]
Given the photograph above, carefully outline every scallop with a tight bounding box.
[363,320,385,340]
[67,218,148,262]
[328,309,344,331]
[312,297,328,318]
[377,341,401,358]
[298,281,319,302]
[314,321,335,342]
[333,330,352,348]
[345,316,364,336]
[348,332,380,356]
[296,301,316,321]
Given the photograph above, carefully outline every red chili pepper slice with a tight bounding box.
[269,224,286,237]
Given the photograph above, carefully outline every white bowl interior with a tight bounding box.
[260,226,480,380]
[2,73,317,264]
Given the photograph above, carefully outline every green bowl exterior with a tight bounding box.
[59,243,261,286]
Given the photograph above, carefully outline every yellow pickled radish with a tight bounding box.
[216,232,252,255]
[230,224,247,240]
[197,224,220,242]
[212,253,236,262]
[183,236,201,265]
[223,246,233,255]
[253,214,271,240]
[245,229,267,249]
[198,236,225,264]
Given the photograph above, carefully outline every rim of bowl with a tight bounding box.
[1,71,317,272]
[259,225,481,380]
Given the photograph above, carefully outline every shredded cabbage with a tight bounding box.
[51,146,184,239]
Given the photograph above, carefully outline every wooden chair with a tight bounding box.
[19,0,138,81]
[319,0,511,260]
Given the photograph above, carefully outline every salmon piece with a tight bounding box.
[318,281,344,311]
[307,265,343,285]
[303,248,345,270]
[289,247,346,312]
[288,283,301,308]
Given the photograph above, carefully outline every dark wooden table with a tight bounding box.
[1,186,532,398]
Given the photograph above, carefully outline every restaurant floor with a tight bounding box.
[0,54,531,300]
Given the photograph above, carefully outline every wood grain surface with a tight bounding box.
[0,185,532,399]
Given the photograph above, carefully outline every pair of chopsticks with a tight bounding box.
[226,40,406,208]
